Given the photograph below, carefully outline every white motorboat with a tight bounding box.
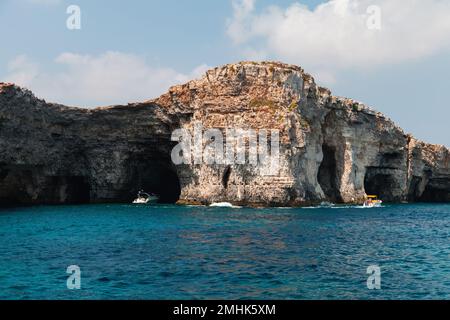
[133,191,159,204]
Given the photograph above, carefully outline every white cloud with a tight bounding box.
[227,0,256,44]
[227,0,450,84]
[4,52,210,107]
[7,55,39,85]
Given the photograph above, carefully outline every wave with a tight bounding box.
[209,202,242,209]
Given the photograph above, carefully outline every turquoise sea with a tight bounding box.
[0,203,449,300]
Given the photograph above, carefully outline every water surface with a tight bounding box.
[0,203,449,299]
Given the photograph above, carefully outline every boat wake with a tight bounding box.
[303,202,336,209]
[209,202,242,209]
[303,203,384,210]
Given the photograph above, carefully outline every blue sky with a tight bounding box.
[0,0,449,146]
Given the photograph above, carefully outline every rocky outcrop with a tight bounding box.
[407,138,450,202]
[0,61,448,206]
[0,84,180,205]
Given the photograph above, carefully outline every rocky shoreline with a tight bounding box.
[0,61,448,206]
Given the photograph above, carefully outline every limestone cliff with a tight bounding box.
[0,62,448,206]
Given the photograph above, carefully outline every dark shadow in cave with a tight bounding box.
[60,176,91,204]
[222,166,232,189]
[0,166,91,206]
[407,176,426,202]
[364,168,397,202]
[418,182,449,202]
[318,144,342,202]
[128,159,181,204]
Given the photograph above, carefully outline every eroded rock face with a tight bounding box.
[407,138,450,202]
[0,83,180,204]
[0,61,448,206]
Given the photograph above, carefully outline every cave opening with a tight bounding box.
[0,167,91,206]
[364,168,397,202]
[318,144,341,202]
[407,176,423,202]
[222,166,232,189]
[61,176,91,204]
[128,159,181,204]
[418,183,449,202]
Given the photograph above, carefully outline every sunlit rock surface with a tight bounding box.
[0,61,448,206]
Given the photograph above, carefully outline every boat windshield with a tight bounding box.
[138,191,150,198]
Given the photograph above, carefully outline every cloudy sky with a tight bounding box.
[0,0,449,146]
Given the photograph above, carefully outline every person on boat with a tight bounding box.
[364,195,383,207]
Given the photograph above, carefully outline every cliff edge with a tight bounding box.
[0,61,448,206]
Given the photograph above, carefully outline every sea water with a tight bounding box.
[0,203,449,300]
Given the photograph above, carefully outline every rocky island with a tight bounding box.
[0,61,448,206]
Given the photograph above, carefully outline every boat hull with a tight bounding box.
[363,201,383,208]
[133,196,159,204]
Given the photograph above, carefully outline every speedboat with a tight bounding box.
[363,195,383,208]
[133,191,159,204]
